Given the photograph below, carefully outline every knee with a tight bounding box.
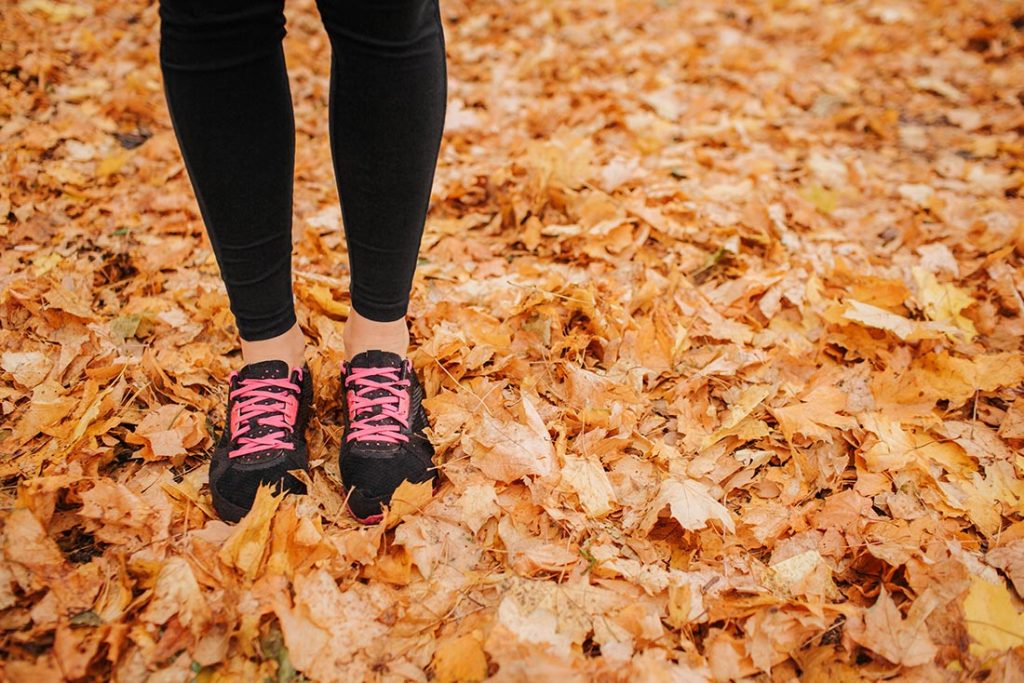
[159,0,287,71]
[316,0,440,51]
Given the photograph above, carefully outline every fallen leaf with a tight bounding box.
[140,557,208,635]
[459,482,500,534]
[640,477,735,534]
[218,486,282,581]
[845,589,938,667]
[433,633,488,683]
[467,394,555,482]
[1,351,52,388]
[559,455,617,517]
[963,576,1024,658]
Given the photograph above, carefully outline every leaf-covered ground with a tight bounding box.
[3,0,1024,680]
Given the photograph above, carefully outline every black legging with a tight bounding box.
[158,0,446,340]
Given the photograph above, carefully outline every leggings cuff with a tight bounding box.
[349,297,410,323]
[235,308,297,342]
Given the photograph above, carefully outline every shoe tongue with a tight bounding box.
[348,350,404,370]
[238,360,292,381]
[345,352,406,447]
[230,360,297,462]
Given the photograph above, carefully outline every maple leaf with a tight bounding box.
[432,634,488,683]
[140,556,209,636]
[987,541,1024,598]
[1,350,52,387]
[382,479,435,529]
[78,478,170,546]
[845,589,938,667]
[841,299,956,341]
[467,393,555,482]
[769,383,856,443]
[911,266,977,339]
[639,477,735,534]
[963,577,1024,658]
[123,403,207,465]
[458,482,500,534]
[217,485,282,581]
[559,455,617,517]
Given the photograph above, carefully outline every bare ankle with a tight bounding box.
[239,322,307,371]
[343,310,410,361]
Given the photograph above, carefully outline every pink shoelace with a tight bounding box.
[227,373,301,458]
[345,365,411,444]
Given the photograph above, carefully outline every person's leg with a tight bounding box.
[159,0,305,371]
[159,0,311,522]
[314,0,447,361]
[316,0,446,523]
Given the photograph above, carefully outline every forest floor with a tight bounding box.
[2,0,1024,680]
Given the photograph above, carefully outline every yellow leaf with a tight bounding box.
[801,184,836,214]
[893,352,1024,409]
[307,284,350,319]
[842,299,958,341]
[702,384,774,448]
[433,633,488,683]
[912,267,977,340]
[218,486,282,580]
[383,479,435,529]
[963,577,1024,658]
[96,150,130,178]
[71,383,114,442]
[31,252,62,276]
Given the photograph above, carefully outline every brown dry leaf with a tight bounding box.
[840,299,956,341]
[764,550,841,602]
[999,398,1024,440]
[883,351,1024,409]
[988,541,1024,598]
[498,516,578,575]
[559,455,617,517]
[273,570,390,682]
[770,383,856,443]
[123,403,207,465]
[458,481,500,534]
[266,501,336,578]
[639,477,735,534]
[3,508,65,583]
[467,393,555,482]
[1,351,52,388]
[845,589,938,667]
[140,556,209,636]
[10,381,77,442]
[78,478,169,546]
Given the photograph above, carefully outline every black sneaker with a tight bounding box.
[339,350,437,523]
[208,360,312,522]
